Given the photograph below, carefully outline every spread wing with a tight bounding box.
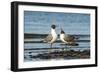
[44,34,53,42]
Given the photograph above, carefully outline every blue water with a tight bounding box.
[24,11,90,34]
[24,11,90,61]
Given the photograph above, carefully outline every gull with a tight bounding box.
[60,29,79,46]
[43,25,57,48]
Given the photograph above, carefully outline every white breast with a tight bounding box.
[50,29,57,43]
[60,34,68,43]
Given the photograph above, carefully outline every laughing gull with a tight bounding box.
[60,29,78,46]
[43,25,57,48]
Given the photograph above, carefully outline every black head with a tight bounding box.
[51,25,56,29]
[61,29,65,34]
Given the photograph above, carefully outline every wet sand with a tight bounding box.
[24,49,90,61]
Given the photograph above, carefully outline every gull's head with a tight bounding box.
[51,25,56,29]
[61,29,65,34]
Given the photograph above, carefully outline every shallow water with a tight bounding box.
[24,11,90,61]
[24,35,90,61]
[24,11,90,34]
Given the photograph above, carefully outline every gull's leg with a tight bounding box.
[67,43,71,49]
[48,43,52,53]
[50,43,52,48]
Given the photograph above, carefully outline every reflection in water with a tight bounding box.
[24,35,90,62]
[24,11,90,62]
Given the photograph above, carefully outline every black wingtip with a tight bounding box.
[75,43,79,46]
[68,43,79,46]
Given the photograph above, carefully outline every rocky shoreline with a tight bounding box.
[25,49,90,60]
